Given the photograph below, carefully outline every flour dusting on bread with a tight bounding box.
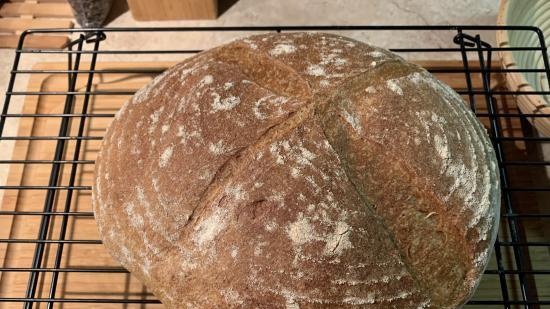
[93,32,499,309]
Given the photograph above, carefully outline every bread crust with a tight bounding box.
[93,32,499,308]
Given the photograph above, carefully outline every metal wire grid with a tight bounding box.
[0,26,548,308]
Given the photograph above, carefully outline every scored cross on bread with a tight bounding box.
[93,32,500,309]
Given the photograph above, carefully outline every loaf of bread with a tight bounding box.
[93,32,500,308]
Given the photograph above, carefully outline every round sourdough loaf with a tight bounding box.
[93,32,500,308]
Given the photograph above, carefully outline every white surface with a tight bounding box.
[0,0,498,203]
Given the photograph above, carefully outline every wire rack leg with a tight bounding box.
[23,36,86,309]
[473,32,539,309]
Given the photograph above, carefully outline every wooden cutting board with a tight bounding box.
[0,61,548,308]
[127,0,218,20]
[0,0,74,49]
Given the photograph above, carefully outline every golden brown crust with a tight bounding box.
[93,32,499,308]
[317,61,500,307]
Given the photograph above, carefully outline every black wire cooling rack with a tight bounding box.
[0,26,549,309]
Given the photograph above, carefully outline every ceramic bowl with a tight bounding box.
[496,0,550,136]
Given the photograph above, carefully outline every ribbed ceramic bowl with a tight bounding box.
[497,0,550,136]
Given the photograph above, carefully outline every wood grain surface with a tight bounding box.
[0,61,548,309]
[0,35,70,49]
[127,0,218,21]
[0,18,73,32]
[0,3,73,18]
[0,0,74,49]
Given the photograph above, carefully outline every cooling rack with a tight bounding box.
[0,26,549,309]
